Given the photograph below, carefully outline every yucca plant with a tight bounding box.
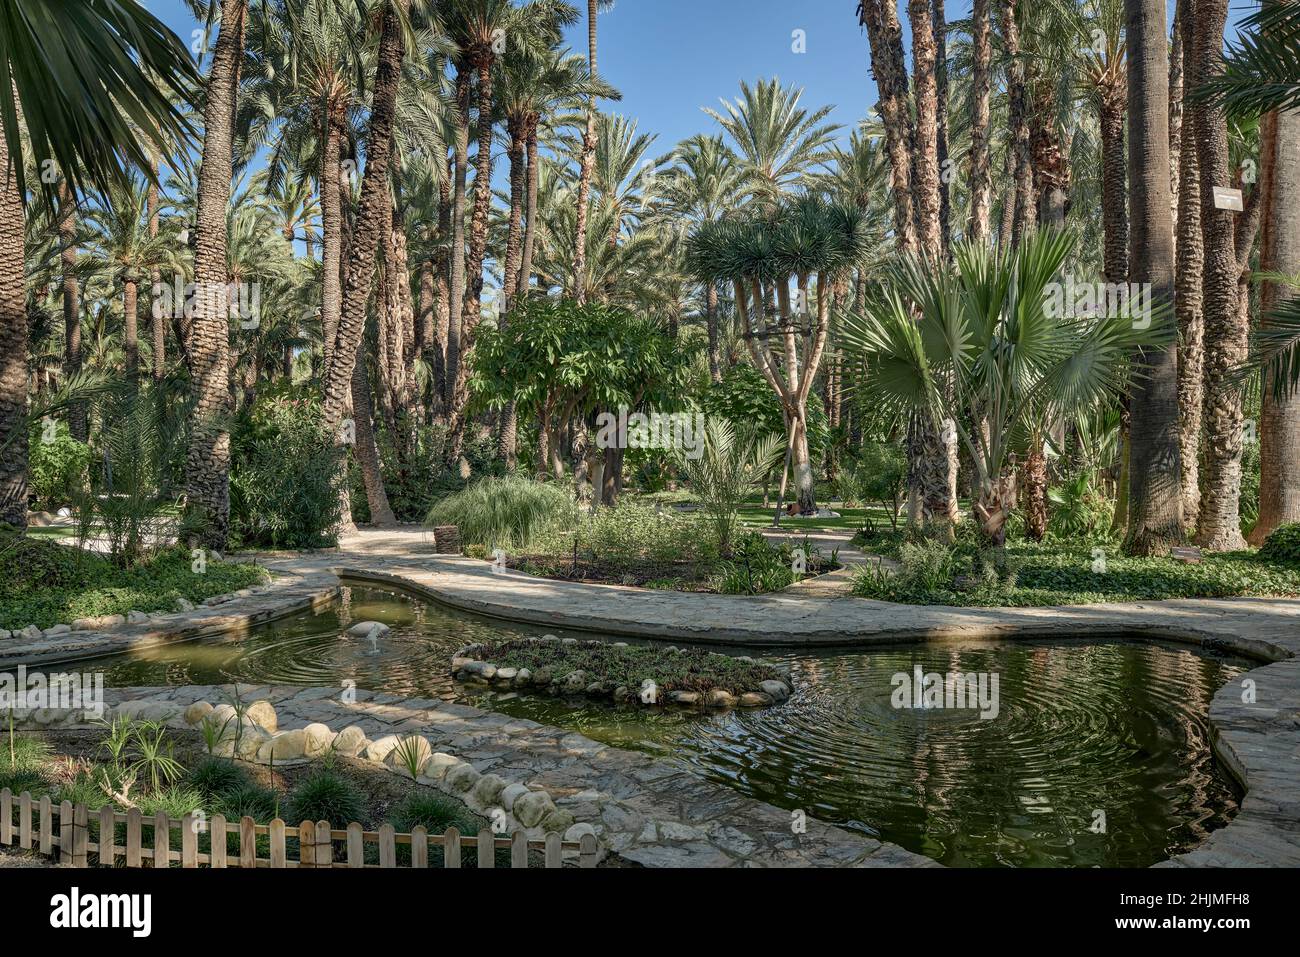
[674,419,783,555]
[127,720,184,793]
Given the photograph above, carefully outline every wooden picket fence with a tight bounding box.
[0,788,598,869]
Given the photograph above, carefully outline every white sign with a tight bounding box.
[1213,187,1244,211]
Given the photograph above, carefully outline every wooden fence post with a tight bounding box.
[315,820,332,867]
[378,823,396,868]
[410,825,427,868]
[71,803,88,867]
[511,830,528,869]
[239,816,256,868]
[125,807,142,867]
[579,833,598,868]
[545,832,562,868]
[20,792,33,850]
[1,787,11,845]
[443,826,461,868]
[210,814,227,868]
[58,800,72,861]
[299,820,316,868]
[346,822,364,867]
[153,811,169,868]
[181,814,198,867]
[39,796,52,856]
[477,827,495,869]
[97,805,115,865]
[269,819,286,868]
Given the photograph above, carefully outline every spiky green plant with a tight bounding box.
[674,420,783,554]
[426,475,576,549]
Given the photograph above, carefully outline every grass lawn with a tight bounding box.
[0,532,269,631]
[851,538,1300,607]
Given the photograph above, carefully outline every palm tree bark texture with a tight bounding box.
[1122,0,1183,555]
[184,0,247,550]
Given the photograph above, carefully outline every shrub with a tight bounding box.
[137,785,208,821]
[713,532,799,594]
[1259,523,1300,565]
[215,782,279,823]
[1047,473,1115,541]
[390,792,480,836]
[284,769,365,825]
[185,758,250,800]
[844,443,907,529]
[27,420,91,510]
[555,501,717,568]
[426,474,575,549]
[230,393,342,549]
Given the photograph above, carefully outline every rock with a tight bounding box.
[458,661,496,681]
[302,723,334,758]
[69,619,97,631]
[472,773,508,806]
[0,629,10,640]
[99,615,125,629]
[183,701,214,725]
[19,625,42,640]
[333,725,367,757]
[541,809,576,834]
[734,655,754,663]
[347,620,391,638]
[500,783,529,812]
[585,681,605,695]
[174,598,195,613]
[515,668,531,685]
[420,752,462,782]
[42,624,71,637]
[562,671,588,692]
[258,728,305,762]
[513,790,555,828]
[705,689,737,708]
[495,667,518,682]
[667,690,700,705]
[450,656,474,672]
[560,636,578,645]
[612,642,628,648]
[363,734,399,763]
[739,692,774,708]
[235,726,270,760]
[126,610,151,625]
[759,679,791,701]
[444,762,481,794]
[385,735,433,775]
[245,700,278,733]
[564,823,598,843]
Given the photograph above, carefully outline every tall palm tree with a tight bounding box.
[704,78,840,206]
[966,0,993,244]
[659,133,743,381]
[1175,0,1204,529]
[57,179,87,438]
[1123,0,1183,555]
[857,0,916,252]
[0,0,197,531]
[571,0,615,305]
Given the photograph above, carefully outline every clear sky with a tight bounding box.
[149,0,1254,157]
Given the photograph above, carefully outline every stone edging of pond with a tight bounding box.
[450,636,793,709]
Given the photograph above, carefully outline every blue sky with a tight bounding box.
[149,0,1256,158]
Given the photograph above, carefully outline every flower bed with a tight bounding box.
[451,636,793,709]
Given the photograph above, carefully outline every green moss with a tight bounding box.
[0,534,269,631]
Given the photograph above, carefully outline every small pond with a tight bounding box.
[49,585,1247,868]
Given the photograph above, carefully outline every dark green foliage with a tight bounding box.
[700,363,829,462]
[230,392,342,549]
[390,792,481,836]
[284,769,365,825]
[427,475,575,549]
[1259,523,1300,565]
[0,532,266,630]
[215,782,279,824]
[27,419,91,510]
[184,758,251,800]
[712,531,832,594]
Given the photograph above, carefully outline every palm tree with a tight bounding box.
[675,419,783,554]
[659,134,743,381]
[57,179,87,438]
[857,0,916,252]
[571,0,616,305]
[0,0,197,532]
[704,78,840,206]
[967,0,993,244]
[839,231,1171,545]
[1123,0,1183,555]
[184,0,249,549]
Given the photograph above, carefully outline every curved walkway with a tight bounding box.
[6,527,1300,866]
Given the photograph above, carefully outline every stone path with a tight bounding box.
[92,683,934,868]
[7,526,1300,867]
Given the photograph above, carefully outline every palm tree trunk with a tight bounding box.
[967,0,992,244]
[57,180,86,439]
[1003,0,1035,246]
[1192,0,1248,551]
[932,0,951,255]
[1168,0,1184,221]
[319,111,344,372]
[859,0,917,253]
[1175,0,1204,530]
[518,116,541,296]
[445,67,470,405]
[123,277,139,377]
[351,350,396,525]
[183,0,246,550]
[909,0,942,257]
[320,0,404,431]
[0,110,27,530]
[147,160,164,380]
[1252,72,1300,541]
[706,282,720,382]
[573,0,599,304]
[1099,80,1129,285]
[1122,0,1183,555]
[445,51,497,460]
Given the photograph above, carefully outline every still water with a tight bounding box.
[58,585,1246,867]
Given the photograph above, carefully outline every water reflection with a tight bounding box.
[57,585,1246,868]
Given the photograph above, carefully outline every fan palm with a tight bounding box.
[838,230,1172,546]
